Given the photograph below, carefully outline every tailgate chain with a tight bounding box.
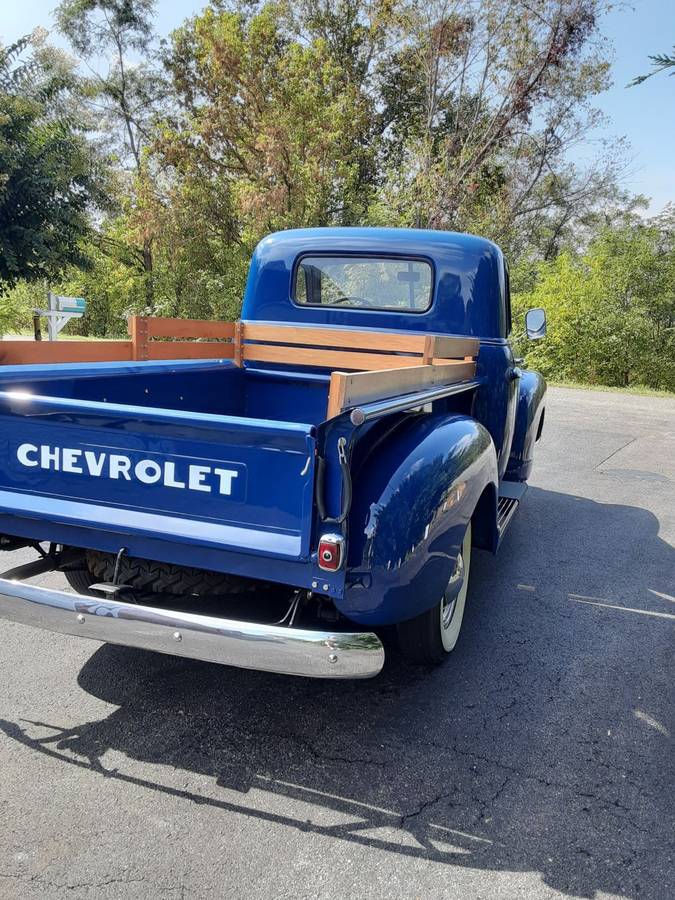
[316,437,352,525]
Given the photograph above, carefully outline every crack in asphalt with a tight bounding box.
[0,872,146,892]
[399,791,456,826]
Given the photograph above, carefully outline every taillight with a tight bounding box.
[317,534,344,571]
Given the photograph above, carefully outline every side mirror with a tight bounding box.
[525,307,547,340]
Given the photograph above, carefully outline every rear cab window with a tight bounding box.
[294,256,433,312]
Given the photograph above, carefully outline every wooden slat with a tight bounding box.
[147,318,235,340]
[0,340,134,366]
[422,335,435,364]
[427,334,479,359]
[434,356,478,365]
[242,343,470,371]
[233,321,243,366]
[146,342,235,360]
[326,372,349,419]
[129,315,149,360]
[243,322,427,354]
[326,362,477,417]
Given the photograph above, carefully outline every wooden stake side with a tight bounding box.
[128,315,149,361]
[146,318,235,340]
[0,340,134,366]
[242,343,453,371]
[422,335,436,364]
[243,322,427,355]
[233,321,243,367]
[325,362,477,419]
[326,371,349,420]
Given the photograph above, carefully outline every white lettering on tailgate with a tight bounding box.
[15,444,240,496]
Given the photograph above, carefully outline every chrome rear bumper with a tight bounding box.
[0,577,385,679]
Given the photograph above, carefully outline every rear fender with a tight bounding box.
[340,413,498,626]
[505,370,546,482]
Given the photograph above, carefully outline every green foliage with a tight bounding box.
[161,2,377,242]
[0,280,41,334]
[0,33,104,290]
[513,215,675,391]
[2,1,672,394]
[370,0,621,256]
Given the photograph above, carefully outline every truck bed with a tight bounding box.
[0,358,332,424]
[0,326,479,594]
[0,360,329,589]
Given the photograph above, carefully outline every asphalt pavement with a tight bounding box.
[0,386,673,899]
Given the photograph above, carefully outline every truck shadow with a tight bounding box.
[1,487,673,898]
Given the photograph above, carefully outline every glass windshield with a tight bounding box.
[294,256,433,311]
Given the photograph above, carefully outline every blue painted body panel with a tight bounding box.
[0,227,546,624]
[505,370,547,482]
[341,414,498,626]
[0,358,329,426]
[243,228,507,338]
[0,376,330,589]
[472,342,519,479]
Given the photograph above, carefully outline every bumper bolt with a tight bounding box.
[173,631,182,642]
[76,614,85,624]
[328,653,338,664]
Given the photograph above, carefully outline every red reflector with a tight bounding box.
[318,535,344,571]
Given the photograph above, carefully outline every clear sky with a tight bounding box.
[2,0,673,214]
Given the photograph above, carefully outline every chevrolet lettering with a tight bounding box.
[15,443,241,496]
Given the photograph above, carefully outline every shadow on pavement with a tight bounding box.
[1,488,673,898]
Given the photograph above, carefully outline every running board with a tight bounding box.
[497,480,527,541]
[497,496,519,532]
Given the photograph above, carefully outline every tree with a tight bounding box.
[56,0,168,302]
[512,210,675,391]
[63,0,631,326]
[0,32,103,291]
[370,0,624,258]
[160,2,378,241]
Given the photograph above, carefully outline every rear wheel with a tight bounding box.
[397,521,472,665]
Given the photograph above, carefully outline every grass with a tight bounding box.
[550,380,674,398]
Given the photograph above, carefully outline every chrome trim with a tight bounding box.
[350,379,481,424]
[497,496,519,532]
[0,578,385,679]
[318,533,345,571]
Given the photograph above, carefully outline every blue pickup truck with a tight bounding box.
[0,228,546,679]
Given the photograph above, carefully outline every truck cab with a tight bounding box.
[0,228,546,679]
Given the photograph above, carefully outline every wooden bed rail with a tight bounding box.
[128,316,235,361]
[1,317,477,368]
[0,316,235,367]
[240,322,478,370]
[0,316,479,420]
[239,323,479,418]
[326,362,477,419]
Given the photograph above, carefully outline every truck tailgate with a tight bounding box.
[0,392,316,561]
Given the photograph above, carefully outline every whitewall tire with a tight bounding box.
[397,521,472,665]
